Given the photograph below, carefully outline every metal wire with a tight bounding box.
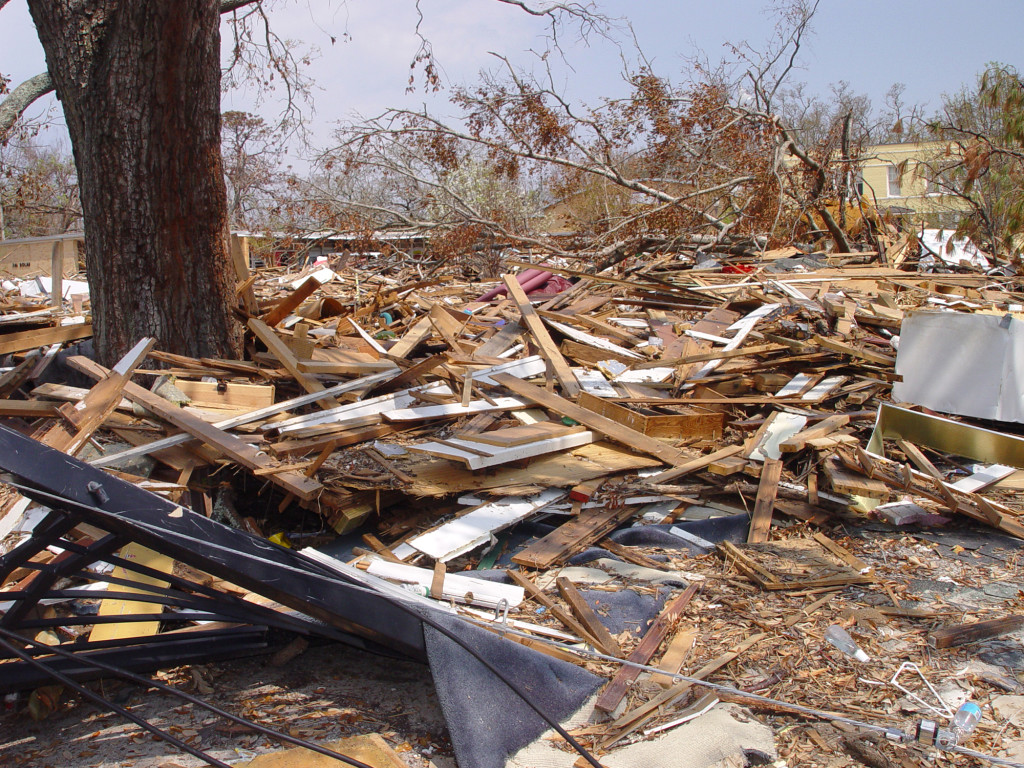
[0,626,378,768]
[461,615,1024,768]
[3,484,606,768]
[0,632,236,768]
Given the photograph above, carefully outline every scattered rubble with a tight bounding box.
[3,237,1024,768]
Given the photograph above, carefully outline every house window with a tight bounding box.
[887,165,902,197]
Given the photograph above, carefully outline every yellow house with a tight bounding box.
[858,141,968,227]
[0,232,84,278]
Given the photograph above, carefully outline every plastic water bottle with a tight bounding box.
[952,701,982,739]
[824,624,870,662]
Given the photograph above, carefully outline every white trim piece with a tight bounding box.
[543,318,644,359]
[383,396,530,422]
[802,375,845,401]
[613,367,674,384]
[776,374,813,398]
[407,489,565,562]
[407,430,596,470]
[467,355,547,386]
[749,413,808,462]
[347,318,389,355]
[90,369,403,466]
[365,559,525,609]
[951,464,1016,493]
[289,267,336,290]
[300,548,451,612]
[685,330,732,345]
[270,382,451,434]
[572,368,618,398]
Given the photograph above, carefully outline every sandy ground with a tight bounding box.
[0,640,454,768]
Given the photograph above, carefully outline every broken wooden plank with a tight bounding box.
[458,421,583,447]
[747,458,783,544]
[262,275,321,327]
[0,323,92,356]
[779,414,851,453]
[512,504,634,570]
[556,576,622,657]
[503,275,581,397]
[407,429,595,470]
[577,391,723,440]
[493,373,694,467]
[594,584,698,713]
[928,615,1024,649]
[249,318,342,410]
[69,357,323,501]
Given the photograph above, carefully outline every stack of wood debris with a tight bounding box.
[3,245,1024,768]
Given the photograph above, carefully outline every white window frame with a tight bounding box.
[887,165,902,198]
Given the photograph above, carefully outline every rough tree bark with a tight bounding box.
[28,0,242,364]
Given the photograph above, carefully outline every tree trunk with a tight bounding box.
[28,0,242,365]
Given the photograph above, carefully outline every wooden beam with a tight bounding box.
[928,615,1024,649]
[512,505,634,570]
[492,373,692,467]
[595,584,698,712]
[747,458,783,544]
[69,357,323,501]
[556,576,622,657]
[262,276,321,327]
[0,323,92,356]
[40,337,156,455]
[502,274,580,397]
[248,318,341,410]
[505,569,600,647]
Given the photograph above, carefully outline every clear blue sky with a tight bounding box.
[1,0,1021,150]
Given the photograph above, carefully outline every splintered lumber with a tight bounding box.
[39,337,156,455]
[248,318,342,410]
[561,339,639,366]
[822,457,890,499]
[262,275,321,327]
[492,373,694,467]
[406,489,565,562]
[505,569,594,645]
[69,357,322,501]
[458,421,583,447]
[160,379,276,412]
[388,316,433,359]
[813,334,896,366]
[707,456,748,476]
[88,543,173,642]
[502,274,581,397]
[595,584,699,712]
[0,399,60,418]
[600,633,766,748]
[475,320,523,359]
[928,615,1024,649]
[747,458,783,543]
[407,429,595,470]
[577,391,723,440]
[512,504,635,569]
[556,576,622,657]
[779,414,850,453]
[652,444,745,483]
[89,370,398,468]
[0,322,93,356]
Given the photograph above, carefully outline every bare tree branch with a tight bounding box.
[0,71,54,143]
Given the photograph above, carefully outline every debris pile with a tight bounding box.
[3,244,1024,768]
